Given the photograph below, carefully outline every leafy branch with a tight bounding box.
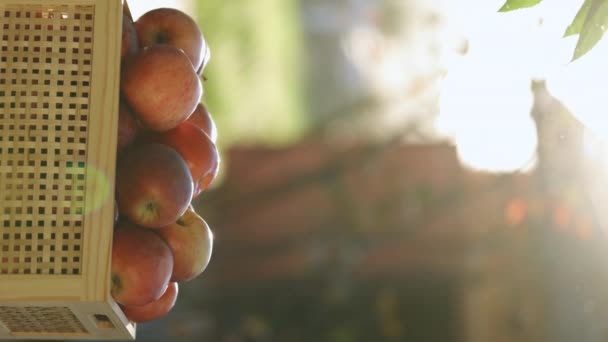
[499,0,608,61]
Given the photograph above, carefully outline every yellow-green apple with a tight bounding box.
[115,143,193,228]
[117,101,140,151]
[121,14,138,62]
[186,103,217,143]
[121,45,202,132]
[157,205,213,282]
[111,222,174,307]
[135,8,206,70]
[120,282,178,323]
[148,121,219,199]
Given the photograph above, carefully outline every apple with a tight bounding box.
[135,7,207,70]
[111,222,174,307]
[121,45,202,132]
[120,282,178,323]
[117,101,140,151]
[197,44,211,76]
[121,14,139,61]
[148,121,219,198]
[186,103,217,143]
[115,143,193,229]
[123,0,133,22]
[157,205,213,282]
[114,199,119,224]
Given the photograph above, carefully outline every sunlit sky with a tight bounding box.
[131,0,608,173]
[436,0,608,172]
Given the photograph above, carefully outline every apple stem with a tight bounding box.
[111,273,122,295]
[154,31,170,45]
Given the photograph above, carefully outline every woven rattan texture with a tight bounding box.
[0,306,87,334]
[0,4,95,276]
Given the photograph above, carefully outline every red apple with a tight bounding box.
[121,45,202,132]
[197,44,211,76]
[117,101,140,151]
[123,0,133,22]
[186,103,217,143]
[148,121,219,198]
[120,282,178,323]
[135,8,206,70]
[157,205,213,282]
[116,143,193,229]
[114,199,119,224]
[111,222,174,307]
[121,14,139,61]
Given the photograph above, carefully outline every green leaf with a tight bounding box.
[564,0,593,37]
[498,0,544,12]
[572,0,608,61]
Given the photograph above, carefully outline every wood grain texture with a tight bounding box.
[0,0,133,340]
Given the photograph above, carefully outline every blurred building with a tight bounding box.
[189,140,542,342]
[146,79,608,342]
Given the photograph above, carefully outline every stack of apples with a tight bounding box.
[110,4,218,324]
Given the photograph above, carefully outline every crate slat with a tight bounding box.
[0,0,133,339]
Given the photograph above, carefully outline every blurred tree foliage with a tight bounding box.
[500,0,608,61]
[195,0,309,148]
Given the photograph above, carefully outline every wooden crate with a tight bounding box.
[0,0,134,340]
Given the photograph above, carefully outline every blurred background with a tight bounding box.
[127,0,608,341]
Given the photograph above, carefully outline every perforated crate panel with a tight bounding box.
[0,0,134,340]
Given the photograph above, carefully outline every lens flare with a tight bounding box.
[65,162,112,216]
